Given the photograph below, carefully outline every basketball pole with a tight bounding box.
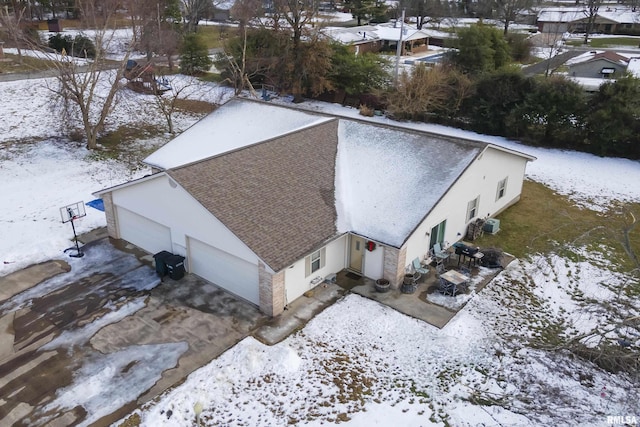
[64,213,85,258]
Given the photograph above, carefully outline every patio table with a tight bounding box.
[439,270,470,296]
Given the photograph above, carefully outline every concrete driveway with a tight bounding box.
[0,238,268,426]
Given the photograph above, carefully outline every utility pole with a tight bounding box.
[394,8,406,87]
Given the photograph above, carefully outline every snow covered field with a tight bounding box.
[1,71,639,426]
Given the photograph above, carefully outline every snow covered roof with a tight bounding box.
[538,6,640,24]
[566,50,630,66]
[627,58,640,77]
[335,120,481,246]
[143,99,332,170]
[597,6,640,24]
[323,24,430,45]
[375,26,431,42]
[129,99,532,271]
[324,25,379,44]
[538,8,585,23]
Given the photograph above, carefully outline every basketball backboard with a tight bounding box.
[60,201,86,223]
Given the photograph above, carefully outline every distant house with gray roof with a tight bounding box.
[95,99,534,317]
[567,50,631,79]
[537,7,640,34]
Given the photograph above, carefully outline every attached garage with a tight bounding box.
[116,206,172,255]
[188,236,259,305]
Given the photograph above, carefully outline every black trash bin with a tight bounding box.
[166,255,186,280]
[153,251,173,276]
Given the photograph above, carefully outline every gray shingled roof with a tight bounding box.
[168,120,340,272]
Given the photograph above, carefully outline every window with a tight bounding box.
[467,196,479,221]
[305,247,326,277]
[311,250,321,272]
[496,177,508,201]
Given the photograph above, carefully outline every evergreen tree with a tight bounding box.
[586,75,640,158]
[451,23,510,75]
[462,67,532,135]
[180,33,212,75]
[509,76,587,146]
[328,43,390,95]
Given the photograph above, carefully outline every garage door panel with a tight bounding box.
[117,207,171,255]
[189,237,259,305]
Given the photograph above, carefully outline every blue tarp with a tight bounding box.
[86,199,104,212]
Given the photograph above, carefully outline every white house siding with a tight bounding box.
[188,236,259,304]
[284,235,347,304]
[116,206,172,256]
[403,147,529,268]
[109,174,263,303]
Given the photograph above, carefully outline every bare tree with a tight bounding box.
[181,0,219,32]
[0,4,27,60]
[271,0,325,102]
[221,0,262,95]
[46,0,133,149]
[582,0,603,45]
[495,0,533,35]
[151,75,222,133]
[535,25,567,77]
[126,0,181,69]
[402,0,451,30]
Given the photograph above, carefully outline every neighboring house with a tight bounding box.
[324,24,431,55]
[537,7,640,34]
[95,99,535,317]
[567,50,630,79]
[628,57,640,77]
[211,0,233,21]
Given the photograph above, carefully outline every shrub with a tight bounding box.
[71,34,96,59]
[48,33,96,59]
[359,104,374,117]
[180,33,212,76]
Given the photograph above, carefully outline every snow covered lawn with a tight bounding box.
[132,263,638,426]
[0,74,638,426]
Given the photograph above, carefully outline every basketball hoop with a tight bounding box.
[60,202,86,258]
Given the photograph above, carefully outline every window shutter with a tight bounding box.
[320,247,326,269]
[305,256,311,277]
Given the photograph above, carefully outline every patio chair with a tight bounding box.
[438,277,456,296]
[412,258,429,275]
[432,242,450,262]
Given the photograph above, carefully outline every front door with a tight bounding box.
[349,235,365,273]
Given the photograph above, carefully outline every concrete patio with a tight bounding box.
[335,257,510,328]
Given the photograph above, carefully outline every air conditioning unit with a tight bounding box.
[483,218,500,234]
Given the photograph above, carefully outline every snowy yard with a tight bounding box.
[0,72,639,426]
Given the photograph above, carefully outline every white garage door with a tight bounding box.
[188,237,259,305]
[117,206,172,255]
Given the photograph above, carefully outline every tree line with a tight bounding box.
[217,21,640,160]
